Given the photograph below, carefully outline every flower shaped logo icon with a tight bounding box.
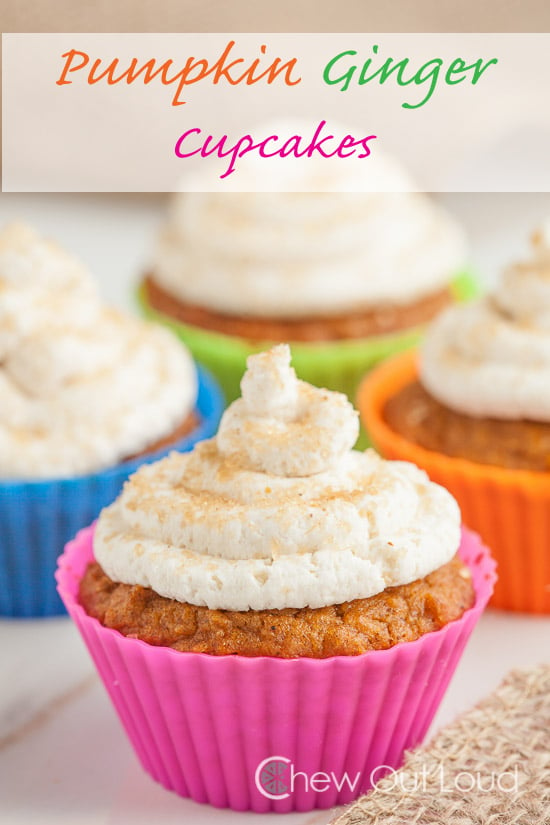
[255,756,291,800]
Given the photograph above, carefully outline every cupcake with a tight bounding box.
[359,223,550,613]
[57,345,495,812]
[0,223,223,617]
[138,154,474,405]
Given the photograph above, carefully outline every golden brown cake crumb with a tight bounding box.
[385,381,550,471]
[143,276,454,342]
[79,555,474,658]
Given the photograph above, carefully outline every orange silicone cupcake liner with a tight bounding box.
[358,350,550,614]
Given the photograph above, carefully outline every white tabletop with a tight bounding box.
[1,191,550,825]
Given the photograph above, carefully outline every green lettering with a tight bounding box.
[322,47,498,107]
[402,58,443,109]
[472,57,498,83]
[323,50,358,91]
[445,57,498,86]
[362,57,413,86]
[445,58,468,85]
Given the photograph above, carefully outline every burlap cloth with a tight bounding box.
[332,664,550,825]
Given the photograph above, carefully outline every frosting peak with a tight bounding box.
[240,345,298,416]
[217,345,359,476]
[96,346,461,611]
[0,223,197,478]
[421,222,550,421]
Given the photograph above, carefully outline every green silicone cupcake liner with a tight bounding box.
[137,270,478,418]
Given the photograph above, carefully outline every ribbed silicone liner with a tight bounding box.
[359,350,550,614]
[56,524,495,813]
[0,367,223,618]
[137,271,478,406]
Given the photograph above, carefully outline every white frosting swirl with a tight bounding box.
[95,345,461,610]
[217,345,359,476]
[0,223,197,479]
[421,221,550,421]
[152,182,466,318]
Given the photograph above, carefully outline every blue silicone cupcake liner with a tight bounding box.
[0,366,224,618]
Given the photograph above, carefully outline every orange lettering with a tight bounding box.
[54,42,302,104]
[56,50,90,85]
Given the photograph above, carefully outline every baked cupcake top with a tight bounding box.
[421,222,550,421]
[0,223,197,479]
[95,345,461,611]
[152,185,465,319]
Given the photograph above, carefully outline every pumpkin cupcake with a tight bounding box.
[138,157,474,404]
[57,345,495,812]
[0,223,223,616]
[360,223,550,613]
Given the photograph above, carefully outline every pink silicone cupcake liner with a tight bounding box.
[56,525,495,813]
